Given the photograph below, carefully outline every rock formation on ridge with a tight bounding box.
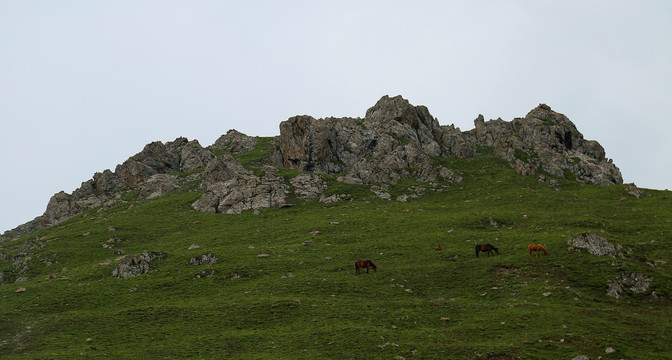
[271,95,621,186]
[2,95,623,239]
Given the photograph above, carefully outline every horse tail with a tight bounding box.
[475,245,479,257]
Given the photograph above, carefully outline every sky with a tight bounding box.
[1,0,671,233]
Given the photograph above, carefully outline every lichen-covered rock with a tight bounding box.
[193,166,287,214]
[179,139,215,171]
[139,174,179,199]
[189,253,217,266]
[34,137,212,232]
[467,104,622,185]
[567,233,617,257]
[212,130,259,154]
[201,154,250,186]
[112,251,165,278]
[272,95,451,179]
[607,273,653,299]
[624,183,645,198]
[290,174,327,199]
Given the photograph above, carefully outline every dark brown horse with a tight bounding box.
[355,260,377,275]
[528,244,547,257]
[475,244,500,257]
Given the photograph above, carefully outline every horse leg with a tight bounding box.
[355,264,359,275]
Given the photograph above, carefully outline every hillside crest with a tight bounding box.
[3,95,622,238]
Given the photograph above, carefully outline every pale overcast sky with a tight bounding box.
[2,1,671,232]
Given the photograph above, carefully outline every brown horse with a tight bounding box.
[475,244,499,257]
[528,244,547,257]
[355,260,377,275]
[434,244,442,251]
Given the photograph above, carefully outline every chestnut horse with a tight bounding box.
[528,244,547,257]
[355,260,377,275]
[475,244,499,257]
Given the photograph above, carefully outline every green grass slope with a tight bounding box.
[1,151,671,359]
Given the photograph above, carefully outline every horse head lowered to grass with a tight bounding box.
[355,260,377,275]
[528,244,547,257]
[475,244,499,257]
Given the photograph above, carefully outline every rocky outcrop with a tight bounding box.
[112,251,165,278]
[34,137,214,230]
[567,233,618,257]
[179,139,216,171]
[272,96,621,187]
[272,95,465,186]
[139,174,179,199]
[95,137,211,192]
[212,130,259,154]
[190,253,217,266]
[5,95,624,237]
[468,104,622,185]
[192,163,287,214]
[290,174,327,199]
[607,273,653,299]
[200,154,250,185]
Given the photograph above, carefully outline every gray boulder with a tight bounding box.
[567,233,617,257]
[139,174,180,199]
[190,253,217,266]
[180,139,215,171]
[42,191,80,227]
[193,166,287,214]
[200,154,250,187]
[290,174,327,199]
[607,273,653,299]
[212,130,259,154]
[112,251,164,278]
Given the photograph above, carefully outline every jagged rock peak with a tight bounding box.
[366,95,431,126]
[525,103,575,127]
[211,130,259,154]
[272,95,449,175]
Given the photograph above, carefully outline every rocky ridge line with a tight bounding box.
[2,95,623,239]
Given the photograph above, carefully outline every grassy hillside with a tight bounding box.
[1,146,671,359]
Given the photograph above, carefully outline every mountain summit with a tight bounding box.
[3,95,621,238]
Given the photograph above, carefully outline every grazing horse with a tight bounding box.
[355,260,377,275]
[475,244,500,257]
[434,244,442,251]
[528,244,547,257]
